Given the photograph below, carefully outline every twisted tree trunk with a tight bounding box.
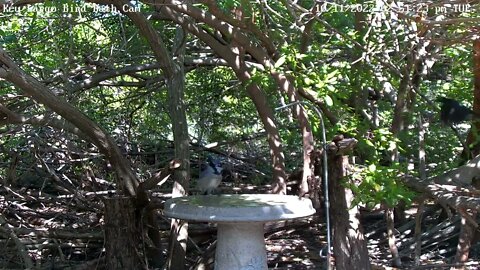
[327,136,371,270]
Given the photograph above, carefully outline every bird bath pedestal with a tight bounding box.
[163,194,315,270]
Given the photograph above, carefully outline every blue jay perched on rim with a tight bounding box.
[196,156,223,195]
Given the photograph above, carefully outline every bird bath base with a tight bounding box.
[216,222,267,269]
[163,194,315,270]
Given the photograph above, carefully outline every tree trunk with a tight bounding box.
[464,39,480,157]
[391,41,429,226]
[107,3,192,267]
[352,6,368,117]
[414,199,425,265]
[453,39,480,269]
[390,55,412,155]
[328,137,371,270]
[104,196,143,269]
[232,6,289,194]
[166,27,190,270]
[386,207,402,267]
[239,73,288,194]
[453,211,476,270]
[415,118,427,265]
[271,73,314,197]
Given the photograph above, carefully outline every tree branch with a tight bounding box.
[0,47,139,196]
[160,0,274,68]
[403,155,480,212]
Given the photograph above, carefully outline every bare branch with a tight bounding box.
[0,47,139,196]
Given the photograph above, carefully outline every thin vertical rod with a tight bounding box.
[275,101,331,270]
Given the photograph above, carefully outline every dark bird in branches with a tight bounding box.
[438,97,476,124]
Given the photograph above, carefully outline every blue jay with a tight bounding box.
[196,156,223,195]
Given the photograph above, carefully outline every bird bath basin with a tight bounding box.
[163,194,315,270]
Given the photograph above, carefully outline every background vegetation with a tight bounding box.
[0,0,479,269]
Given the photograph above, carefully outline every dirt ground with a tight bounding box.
[1,185,480,269]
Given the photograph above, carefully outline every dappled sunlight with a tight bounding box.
[266,223,324,269]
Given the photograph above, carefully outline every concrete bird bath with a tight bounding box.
[163,194,315,270]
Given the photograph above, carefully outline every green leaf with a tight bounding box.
[315,81,325,88]
[325,70,339,80]
[304,77,313,85]
[324,95,334,106]
[274,55,287,68]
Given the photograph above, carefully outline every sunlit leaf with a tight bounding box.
[324,95,334,106]
[274,55,287,68]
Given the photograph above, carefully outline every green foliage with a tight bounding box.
[186,66,265,143]
[358,128,399,163]
[349,129,416,208]
[350,163,415,208]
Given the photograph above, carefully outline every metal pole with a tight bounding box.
[275,101,331,270]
